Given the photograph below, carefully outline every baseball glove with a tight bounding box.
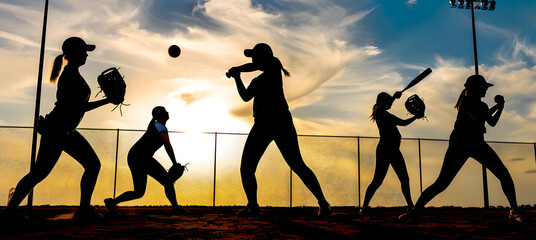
[405,94,426,119]
[168,163,188,183]
[96,67,129,115]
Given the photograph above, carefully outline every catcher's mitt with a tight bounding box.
[168,163,189,183]
[96,67,129,115]
[405,94,426,119]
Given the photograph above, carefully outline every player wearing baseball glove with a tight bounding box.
[104,106,189,215]
[7,37,111,223]
[361,91,421,217]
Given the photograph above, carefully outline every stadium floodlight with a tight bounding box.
[481,0,489,10]
[465,2,472,9]
[489,0,496,10]
[457,0,465,8]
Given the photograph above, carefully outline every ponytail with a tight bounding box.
[281,66,290,77]
[454,89,467,111]
[147,118,156,129]
[49,54,65,83]
[370,92,391,121]
[370,104,379,121]
[274,57,290,77]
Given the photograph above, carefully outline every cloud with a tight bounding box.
[1,0,536,142]
[513,37,536,63]
[529,103,536,119]
[363,46,382,56]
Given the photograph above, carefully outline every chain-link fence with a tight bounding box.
[1,126,535,207]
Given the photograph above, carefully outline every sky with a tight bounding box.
[1,0,536,142]
[1,0,536,207]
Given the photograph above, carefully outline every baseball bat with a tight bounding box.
[401,68,432,92]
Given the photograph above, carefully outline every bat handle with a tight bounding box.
[393,91,403,99]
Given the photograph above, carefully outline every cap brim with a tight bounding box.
[486,83,494,87]
[244,49,254,57]
[85,44,96,52]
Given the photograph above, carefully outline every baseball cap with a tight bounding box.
[244,43,273,58]
[62,37,95,55]
[464,74,494,88]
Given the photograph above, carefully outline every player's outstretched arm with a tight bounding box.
[160,131,178,165]
[85,98,111,112]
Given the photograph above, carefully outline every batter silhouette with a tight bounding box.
[361,91,420,216]
[227,43,330,216]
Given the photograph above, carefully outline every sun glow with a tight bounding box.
[166,95,251,134]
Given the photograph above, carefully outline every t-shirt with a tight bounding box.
[132,121,168,155]
[154,122,168,133]
[453,96,488,137]
[47,65,91,132]
[247,58,290,120]
[375,110,402,143]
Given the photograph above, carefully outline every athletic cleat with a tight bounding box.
[509,209,525,223]
[236,204,261,216]
[72,206,104,223]
[1,209,35,227]
[104,198,117,214]
[399,207,421,220]
[359,206,370,216]
[172,206,191,215]
[318,201,331,217]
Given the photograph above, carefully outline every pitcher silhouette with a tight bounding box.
[403,75,523,222]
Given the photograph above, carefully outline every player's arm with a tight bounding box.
[230,73,254,102]
[487,95,504,127]
[58,80,111,112]
[228,63,259,74]
[394,115,418,126]
[160,131,178,165]
[85,98,111,112]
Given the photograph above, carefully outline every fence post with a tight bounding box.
[27,0,50,212]
[418,138,423,193]
[290,168,293,208]
[113,129,120,198]
[213,132,217,207]
[482,165,489,209]
[357,136,361,208]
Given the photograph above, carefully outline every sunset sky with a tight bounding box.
[1,0,536,141]
[1,0,535,207]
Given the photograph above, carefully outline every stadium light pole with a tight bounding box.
[449,0,496,209]
[27,0,49,210]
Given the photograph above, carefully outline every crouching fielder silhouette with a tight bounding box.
[104,106,189,214]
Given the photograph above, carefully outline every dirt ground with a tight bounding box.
[0,206,534,239]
